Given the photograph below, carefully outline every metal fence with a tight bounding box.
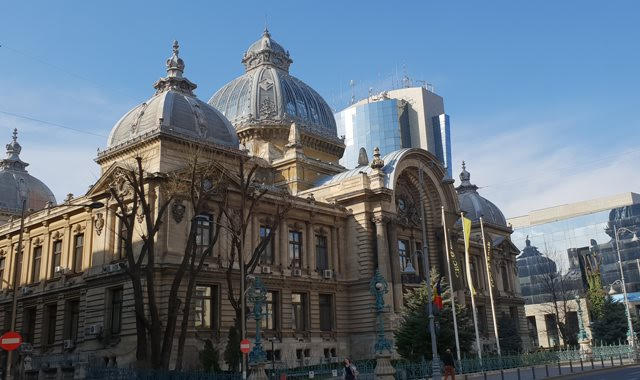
[86,344,636,380]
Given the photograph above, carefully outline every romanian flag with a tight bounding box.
[433,277,443,310]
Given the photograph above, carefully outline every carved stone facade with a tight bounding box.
[0,36,526,378]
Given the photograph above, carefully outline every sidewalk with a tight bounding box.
[454,357,635,380]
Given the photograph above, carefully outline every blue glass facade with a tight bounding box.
[513,204,640,298]
[432,114,452,178]
[336,99,409,169]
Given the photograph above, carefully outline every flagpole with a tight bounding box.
[442,206,461,361]
[462,212,482,360]
[480,217,501,356]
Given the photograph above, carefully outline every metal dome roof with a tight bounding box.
[107,41,239,150]
[209,29,338,140]
[0,129,56,215]
[456,162,507,227]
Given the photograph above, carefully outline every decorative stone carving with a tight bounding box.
[94,213,104,236]
[32,237,42,246]
[52,231,63,240]
[259,98,276,119]
[370,147,384,170]
[73,224,86,234]
[357,147,369,167]
[171,201,186,224]
[136,207,145,224]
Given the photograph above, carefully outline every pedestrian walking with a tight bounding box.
[442,348,456,380]
[344,358,358,380]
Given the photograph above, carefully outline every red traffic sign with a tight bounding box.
[240,339,251,354]
[0,331,22,351]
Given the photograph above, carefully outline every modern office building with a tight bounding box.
[510,192,640,293]
[334,87,452,177]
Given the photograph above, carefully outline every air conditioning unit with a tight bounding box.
[20,287,32,296]
[261,266,271,274]
[87,324,103,335]
[54,266,69,275]
[292,268,302,277]
[63,339,74,350]
[323,269,333,279]
[20,342,33,353]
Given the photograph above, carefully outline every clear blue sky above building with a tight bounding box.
[1,1,639,217]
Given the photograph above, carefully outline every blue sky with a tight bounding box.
[1,1,639,217]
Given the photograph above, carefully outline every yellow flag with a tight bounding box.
[462,216,472,252]
[461,215,475,295]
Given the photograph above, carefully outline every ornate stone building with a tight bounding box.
[0,32,525,378]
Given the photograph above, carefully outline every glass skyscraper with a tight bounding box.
[335,99,409,169]
[335,86,451,174]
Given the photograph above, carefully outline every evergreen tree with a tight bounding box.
[497,315,522,354]
[223,325,241,372]
[395,271,475,361]
[591,297,630,345]
[586,273,606,321]
[200,339,222,372]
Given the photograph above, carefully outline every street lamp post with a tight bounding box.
[4,196,103,380]
[612,225,638,347]
[418,166,441,379]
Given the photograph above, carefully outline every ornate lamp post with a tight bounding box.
[612,226,638,347]
[248,277,268,380]
[369,269,395,380]
[575,295,591,356]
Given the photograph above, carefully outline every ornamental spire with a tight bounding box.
[1,128,28,171]
[153,40,196,95]
[456,161,478,192]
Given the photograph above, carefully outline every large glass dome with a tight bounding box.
[209,29,338,139]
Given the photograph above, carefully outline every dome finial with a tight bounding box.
[371,147,384,169]
[12,128,17,143]
[2,128,28,171]
[166,40,185,78]
[459,161,471,183]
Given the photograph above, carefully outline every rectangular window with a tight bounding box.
[73,234,84,273]
[502,265,510,291]
[398,240,409,271]
[315,235,328,271]
[319,294,334,331]
[118,222,127,260]
[15,248,23,285]
[477,306,486,333]
[509,306,519,332]
[43,304,57,346]
[64,299,80,342]
[0,257,5,287]
[527,316,539,347]
[259,226,274,264]
[289,231,302,268]
[22,307,36,344]
[545,313,559,347]
[261,291,279,331]
[51,240,62,277]
[266,349,281,361]
[193,285,218,330]
[195,214,213,256]
[31,246,42,283]
[3,308,11,333]
[108,288,123,335]
[292,292,308,331]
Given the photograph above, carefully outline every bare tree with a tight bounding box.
[538,250,578,348]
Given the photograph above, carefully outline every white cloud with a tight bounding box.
[452,116,640,219]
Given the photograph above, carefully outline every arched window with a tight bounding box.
[502,264,510,292]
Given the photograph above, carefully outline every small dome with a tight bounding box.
[456,162,507,227]
[0,129,56,215]
[209,30,338,140]
[107,41,239,149]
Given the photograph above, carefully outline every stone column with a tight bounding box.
[375,353,396,380]
[280,219,288,273]
[385,218,404,311]
[305,221,313,274]
[373,216,394,311]
[338,226,346,277]
[331,226,339,274]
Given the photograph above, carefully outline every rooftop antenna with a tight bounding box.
[368,87,373,104]
[402,65,411,88]
[349,80,356,105]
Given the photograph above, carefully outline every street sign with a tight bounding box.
[0,332,22,351]
[240,339,251,354]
